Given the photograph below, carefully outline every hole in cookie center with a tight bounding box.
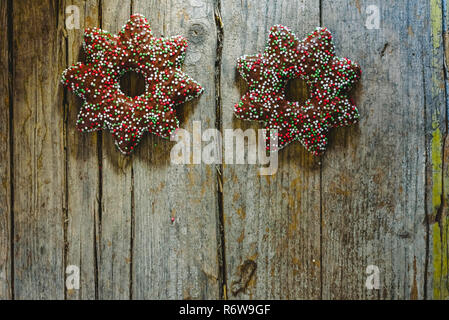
[120,71,146,98]
[285,78,309,105]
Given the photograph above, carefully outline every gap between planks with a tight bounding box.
[7,0,15,301]
[214,0,227,300]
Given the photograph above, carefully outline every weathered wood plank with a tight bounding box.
[428,0,449,300]
[320,0,431,299]
[0,0,11,300]
[130,0,220,299]
[221,0,322,299]
[1,0,446,300]
[12,0,66,299]
[64,0,100,300]
[98,0,133,300]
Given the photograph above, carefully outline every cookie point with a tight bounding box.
[352,61,362,77]
[173,35,188,46]
[319,27,332,38]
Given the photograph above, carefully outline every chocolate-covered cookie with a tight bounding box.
[235,25,361,156]
[62,14,203,154]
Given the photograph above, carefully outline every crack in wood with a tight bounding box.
[230,259,257,297]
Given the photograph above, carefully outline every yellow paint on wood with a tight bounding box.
[432,126,442,215]
[430,0,449,299]
[430,0,442,50]
[432,219,449,299]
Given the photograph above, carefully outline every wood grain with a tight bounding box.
[11,0,66,299]
[221,0,322,299]
[130,0,220,299]
[98,0,133,300]
[0,0,11,300]
[64,0,100,300]
[320,0,430,299]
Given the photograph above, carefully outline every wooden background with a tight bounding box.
[0,0,448,300]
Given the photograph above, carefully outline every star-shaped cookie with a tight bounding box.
[62,14,203,154]
[235,25,361,156]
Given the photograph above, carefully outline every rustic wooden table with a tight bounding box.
[0,0,448,300]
